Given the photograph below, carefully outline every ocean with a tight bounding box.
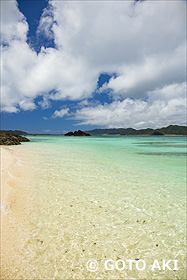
[12,135,186,279]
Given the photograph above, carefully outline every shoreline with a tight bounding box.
[0,146,33,279]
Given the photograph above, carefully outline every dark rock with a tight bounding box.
[74,130,90,136]
[17,135,30,142]
[64,130,91,136]
[65,131,74,136]
[0,131,30,145]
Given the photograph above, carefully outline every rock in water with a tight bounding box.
[64,130,91,136]
[0,131,30,145]
[64,131,75,136]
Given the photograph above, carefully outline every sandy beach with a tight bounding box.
[0,146,33,279]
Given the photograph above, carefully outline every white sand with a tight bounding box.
[0,146,33,279]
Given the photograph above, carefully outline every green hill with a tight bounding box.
[157,125,187,135]
[1,130,28,136]
[87,125,187,136]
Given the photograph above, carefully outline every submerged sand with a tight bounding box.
[0,146,33,279]
[0,137,186,279]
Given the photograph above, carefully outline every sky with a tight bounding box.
[0,0,186,134]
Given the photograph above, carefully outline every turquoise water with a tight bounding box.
[15,136,186,279]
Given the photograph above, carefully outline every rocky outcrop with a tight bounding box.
[65,131,74,136]
[0,131,30,145]
[64,130,91,136]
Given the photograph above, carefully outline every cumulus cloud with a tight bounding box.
[1,1,97,113]
[38,97,51,109]
[1,0,186,128]
[52,108,69,119]
[101,46,185,99]
[73,83,186,129]
[37,5,54,39]
[1,0,28,44]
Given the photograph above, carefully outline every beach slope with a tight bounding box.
[1,146,32,279]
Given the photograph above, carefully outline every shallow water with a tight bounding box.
[14,136,186,279]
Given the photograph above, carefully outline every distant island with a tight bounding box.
[86,125,187,136]
[65,130,91,136]
[1,130,28,136]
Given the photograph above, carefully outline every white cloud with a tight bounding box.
[102,46,185,99]
[38,97,51,109]
[73,83,186,129]
[1,0,28,44]
[43,129,52,133]
[37,5,54,39]
[0,0,186,128]
[19,99,36,111]
[52,108,69,119]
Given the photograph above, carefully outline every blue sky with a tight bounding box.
[1,0,186,133]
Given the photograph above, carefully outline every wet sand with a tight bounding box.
[0,146,32,279]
